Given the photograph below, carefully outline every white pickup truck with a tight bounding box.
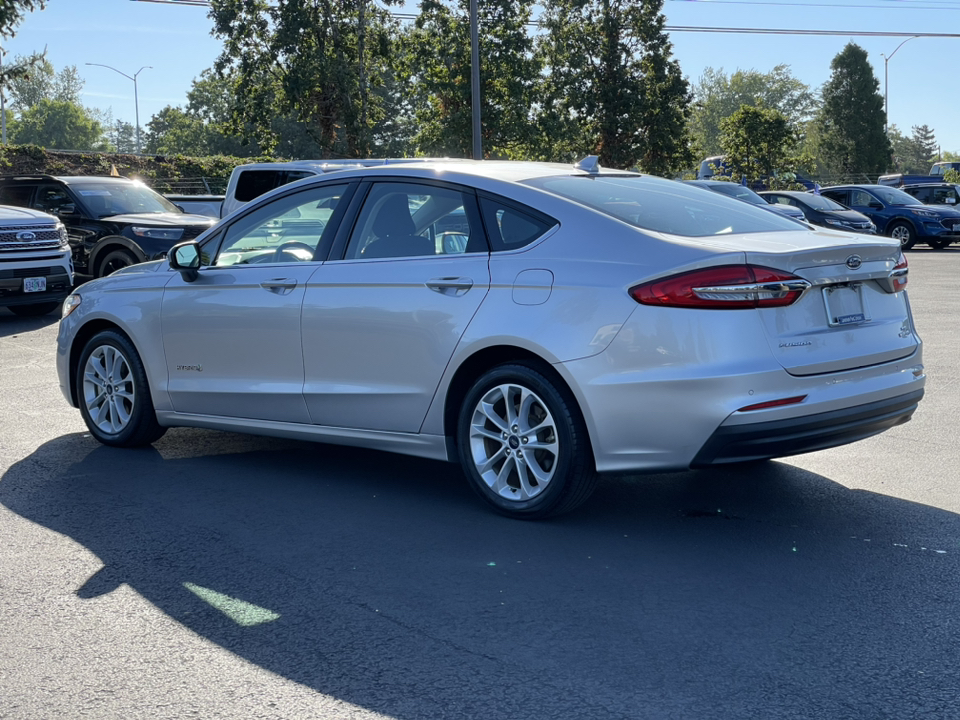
[165,158,446,219]
[0,205,73,316]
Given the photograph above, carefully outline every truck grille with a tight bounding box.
[0,225,64,253]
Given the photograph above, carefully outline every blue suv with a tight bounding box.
[820,184,960,250]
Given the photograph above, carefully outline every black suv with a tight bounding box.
[0,175,215,277]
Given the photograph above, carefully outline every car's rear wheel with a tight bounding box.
[888,221,916,250]
[77,330,166,447]
[98,249,137,278]
[929,238,952,250]
[8,302,60,317]
[457,364,597,519]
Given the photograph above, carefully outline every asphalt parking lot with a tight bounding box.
[1,247,958,719]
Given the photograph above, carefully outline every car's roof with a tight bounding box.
[758,190,811,196]
[283,159,645,184]
[901,182,956,189]
[820,184,888,190]
[0,175,139,185]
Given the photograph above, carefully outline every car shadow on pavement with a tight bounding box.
[2,429,959,719]
[0,309,60,337]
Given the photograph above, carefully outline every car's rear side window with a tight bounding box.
[478,196,557,251]
[524,175,801,237]
[0,185,35,207]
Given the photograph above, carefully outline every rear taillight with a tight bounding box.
[630,265,811,309]
[891,255,908,292]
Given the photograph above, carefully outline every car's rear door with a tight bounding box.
[300,179,490,432]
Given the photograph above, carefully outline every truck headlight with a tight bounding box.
[131,227,185,241]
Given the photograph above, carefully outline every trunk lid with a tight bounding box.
[741,232,916,375]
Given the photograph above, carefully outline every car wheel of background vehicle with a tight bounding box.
[77,330,166,447]
[887,222,916,250]
[928,239,952,250]
[98,249,137,278]
[8,302,60,317]
[457,363,597,519]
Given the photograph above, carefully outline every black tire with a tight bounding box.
[929,238,952,250]
[97,249,138,278]
[456,363,598,519]
[8,301,60,317]
[887,221,916,250]
[76,330,166,447]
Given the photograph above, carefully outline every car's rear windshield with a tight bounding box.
[523,175,801,237]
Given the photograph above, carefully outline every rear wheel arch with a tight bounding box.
[443,346,592,460]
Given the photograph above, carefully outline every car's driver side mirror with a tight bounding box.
[56,203,78,217]
[169,241,201,282]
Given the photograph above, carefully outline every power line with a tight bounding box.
[129,1,960,32]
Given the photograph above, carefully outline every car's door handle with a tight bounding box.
[260,278,298,294]
[425,277,474,296]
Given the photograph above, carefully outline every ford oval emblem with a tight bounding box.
[846,254,862,270]
[16,231,36,241]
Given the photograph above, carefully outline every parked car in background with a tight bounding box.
[820,184,960,250]
[163,194,224,218]
[684,180,808,222]
[694,156,817,190]
[220,158,449,217]
[760,190,876,234]
[0,176,216,277]
[56,158,924,519]
[877,161,960,187]
[901,183,960,208]
[0,205,73,316]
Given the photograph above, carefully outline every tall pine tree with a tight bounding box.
[536,0,691,175]
[817,43,891,177]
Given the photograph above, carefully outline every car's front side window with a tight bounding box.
[214,183,348,266]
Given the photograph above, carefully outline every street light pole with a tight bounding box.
[85,63,152,154]
[881,36,918,135]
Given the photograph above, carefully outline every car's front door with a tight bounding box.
[160,182,352,423]
[301,180,490,432]
[843,188,888,230]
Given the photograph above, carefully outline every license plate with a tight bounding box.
[23,277,46,293]
[823,284,867,327]
[953,223,960,231]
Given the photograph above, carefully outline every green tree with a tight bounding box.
[537,0,691,174]
[718,104,803,186]
[10,98,104,150]
[0,0,46,89]
[817,42,891,178]
[911,124,937,168]
[690,65,816,157]
[209,0,400,158]
[7,55,84,111]
[401,0,540,158]
[887,124,928,175]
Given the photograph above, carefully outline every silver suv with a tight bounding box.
[0,205,73,316]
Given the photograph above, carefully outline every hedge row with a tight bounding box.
[0,145,280,194]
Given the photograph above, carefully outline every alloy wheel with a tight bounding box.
[468,383,559,502]
[82,344,136,435]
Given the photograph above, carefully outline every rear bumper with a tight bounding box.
[691,389,923,466]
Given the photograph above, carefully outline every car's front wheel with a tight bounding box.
[887,221,916,250]
[457,364,597,519]
[77,330,166,447]
[98,248,137,278]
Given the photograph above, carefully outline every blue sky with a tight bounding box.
[3,0,958,156]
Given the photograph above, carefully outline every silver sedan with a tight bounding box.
[56,159,925,518]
